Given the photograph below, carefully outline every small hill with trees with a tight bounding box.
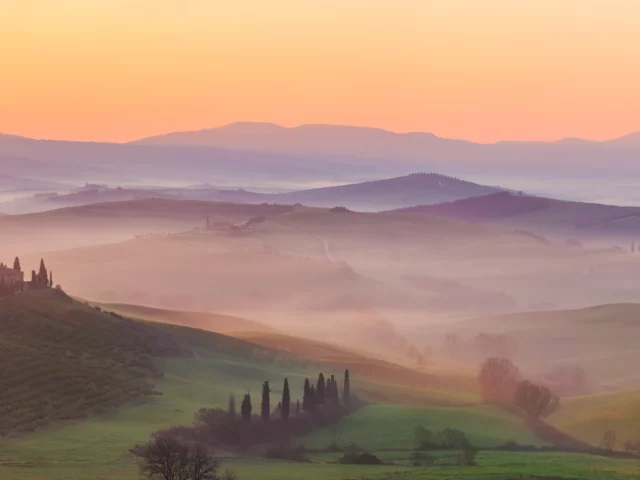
[391,191,640,242]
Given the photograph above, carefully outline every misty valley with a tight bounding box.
[4,2,640,478]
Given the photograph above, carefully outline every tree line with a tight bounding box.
[136,369,357,478]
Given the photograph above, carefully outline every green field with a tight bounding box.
[300,404,545,450]
[2,291,639,480]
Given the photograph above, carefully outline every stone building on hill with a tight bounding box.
[0,264,24,287]
[0,261,24,295]
[0,257,52,296]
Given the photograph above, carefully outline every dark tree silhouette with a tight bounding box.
[317,373,326,405]
[241,393,252,422]
[139,436,222,480]
[31,270,37,287]
[49,270,53,288]
[302,378,311,412]
[478,357,521,401]
[13,257,21,272]
[281,378,290,420]
[601,430,617,451]
[514,380,560,421]
[343,369,351,404]
[296,399,300,417]
[38,259,48,287]
[261,381,271,422]
[308,385,317,412]
[228,394,236,418]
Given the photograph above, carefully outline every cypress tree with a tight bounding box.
[241,393,252,422]
[282,378,291,420]
[31,270,37,287]
[38,259,48,287]
[317,373,326,405]
[296,399,300,417]
[228,393,236,418]
[329,375,339,403]
[309,385,317,412]
[302,378,310,412]
[343,369,351,404]
[13,257,21,272]
[261,381,271,422]
[49,270,53,288]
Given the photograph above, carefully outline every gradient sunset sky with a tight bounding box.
[1,0,638,143]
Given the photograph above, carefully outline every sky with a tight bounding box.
[1,0,639,143]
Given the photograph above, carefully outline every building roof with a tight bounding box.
[0,266,22,276]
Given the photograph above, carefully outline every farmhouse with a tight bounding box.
[0,264,24,286]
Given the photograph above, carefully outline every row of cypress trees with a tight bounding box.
[235,369,351,423]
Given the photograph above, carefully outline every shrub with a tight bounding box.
[338,452,381,465]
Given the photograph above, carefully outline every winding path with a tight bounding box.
[312,234,337,263]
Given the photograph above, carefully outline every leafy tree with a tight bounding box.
[343,369,350,404]
[281,378,290,420]
[478,357,521,402]
[438,428,470,449]
[241,394,252,422]
[228,394,236,418]
[261,381,270,422]
[414,425,439,450]
[514,380,559,421]
[317,373,326,405]
[13,257,21,272]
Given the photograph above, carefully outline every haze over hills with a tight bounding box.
[392,191,640,244]
[8,197,640,338]
[3,125,640,206]
[0,173,503,214]
[453,303,640,390]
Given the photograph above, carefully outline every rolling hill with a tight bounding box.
[98,302,274,335]
[0,173,502,214]
[392,191,640,243]
[8,196,640,323]
[455,303,640,390]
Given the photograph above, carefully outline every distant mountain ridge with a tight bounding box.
[2,124,640,197]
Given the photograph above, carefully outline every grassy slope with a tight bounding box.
[0,291,636,479]
[461,303,640,389]
[236,331,478,405]
[301,404,544,450]
[97,302,274,335]
[549,388,640,447]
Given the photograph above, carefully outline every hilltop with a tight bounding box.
[392,191,640,243]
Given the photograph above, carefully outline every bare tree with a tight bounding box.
[188,444,220,480]
[514,380,560,421]
[478,357,521,402]
[601,430,617,451]
[139,435,227,480]
[139,435,190,480]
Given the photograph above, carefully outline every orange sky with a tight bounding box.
[1,0,639,143]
